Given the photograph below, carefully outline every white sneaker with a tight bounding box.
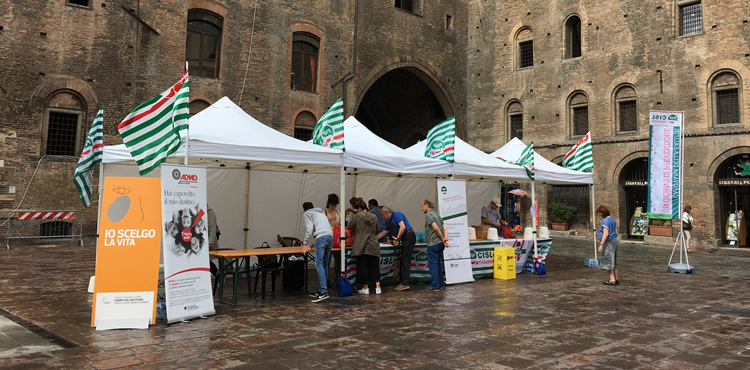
[357,288,369,295]
[375,287,382,295]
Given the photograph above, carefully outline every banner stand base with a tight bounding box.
[668,263,695,274]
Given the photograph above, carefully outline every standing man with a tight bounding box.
[481,197,508,234]
[207,207,220,277]
[302,202,333,302]
[422,199,449,290]
[377,207,415,291]
[368,199,387,242]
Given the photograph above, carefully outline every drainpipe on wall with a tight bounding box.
[338,0,358,114]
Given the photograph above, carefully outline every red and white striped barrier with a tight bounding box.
[17,211,76,220]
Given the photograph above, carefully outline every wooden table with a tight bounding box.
[209,246,341,305]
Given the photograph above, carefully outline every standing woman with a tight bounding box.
[348,200,382,294]
[324,194,341,227]
[597,205,619,286]
[682,206,694,253]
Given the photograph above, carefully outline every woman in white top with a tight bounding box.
[682,206,694,253]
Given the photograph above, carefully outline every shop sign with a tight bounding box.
[624,181,647,186]
[718,178,750,186]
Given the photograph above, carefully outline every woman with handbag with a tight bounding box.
[682,206,694,253]
[347,200,382,295]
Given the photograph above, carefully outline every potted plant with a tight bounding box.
[548,202,577,231]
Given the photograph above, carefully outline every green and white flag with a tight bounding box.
[117,68,189,175]
[562,132,593,172]
[424,116,456,163]
[312,98,344,151]
[74,106,104,207]
[517,141,535,180]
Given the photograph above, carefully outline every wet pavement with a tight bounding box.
[1,237,749,369]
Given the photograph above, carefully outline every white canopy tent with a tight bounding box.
[405,137,530,180]
[101,98,493,252]
[490,138,593,185]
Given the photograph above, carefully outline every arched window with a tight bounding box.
[44,91,85,156]
[615,85,637,133]
[294,111,317,141]
[291,33,320,93]
[186,10,223,78]
[189,99,210,117]
[564,15,582,59]
[711,71,741,126]
[569,92,589,137]
[507,101,523,140]
[516,28,534,69]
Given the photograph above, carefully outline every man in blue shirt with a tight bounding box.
[377,207,415,291]
[368,199,387,242]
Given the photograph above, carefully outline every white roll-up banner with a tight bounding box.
[161,165,216,323]
[437,179,475,284]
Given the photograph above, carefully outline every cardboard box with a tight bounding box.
[472,225,490,240]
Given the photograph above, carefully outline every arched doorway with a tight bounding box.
[619,157,649,239]
[355,67,453,148]
[715,153,750,247]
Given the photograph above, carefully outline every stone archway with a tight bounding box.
[354,66,455,149]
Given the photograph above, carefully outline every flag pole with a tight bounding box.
[532,179,538,260]
[591,169,597,260]
[183,61,190,166]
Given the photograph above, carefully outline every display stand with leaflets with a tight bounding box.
[630,207,648,236]
[726,211,746,246]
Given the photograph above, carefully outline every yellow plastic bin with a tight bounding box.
[494,247,516,280]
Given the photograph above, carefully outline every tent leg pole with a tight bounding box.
[340,162,346,273]
[244,168,251,249]
[532,181,538,260]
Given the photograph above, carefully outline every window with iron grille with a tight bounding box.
[510,114,523,140]
[716,89,740,125]
[518,40,534,69]
[618,100,637,132]
[549,185,590,224]
[572,106,588,136]
[186,10,223,78]
[294,128,313,141]
[40,221,72,237]
[679,2,702,36]
[394,0,413,12]
[46,111,80,156]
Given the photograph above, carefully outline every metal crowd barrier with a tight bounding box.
[5,210,83,250]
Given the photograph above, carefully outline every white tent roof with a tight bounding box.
[102,97,343,171]
[342,117,451,176]
[490,138,593,184]
[405,137,529,180]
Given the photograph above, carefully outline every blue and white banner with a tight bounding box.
[647,111,682,220]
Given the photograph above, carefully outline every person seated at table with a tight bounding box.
[377,207,415,292]
[348,200,382,295]
[481,197,508,233]
[302,202,334,303]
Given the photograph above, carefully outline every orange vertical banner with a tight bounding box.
[91,177,162,329]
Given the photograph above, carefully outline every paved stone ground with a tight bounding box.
[0,238,749,369]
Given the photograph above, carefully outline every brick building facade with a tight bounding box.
[467,0,750,250]
[1,0,748,250]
